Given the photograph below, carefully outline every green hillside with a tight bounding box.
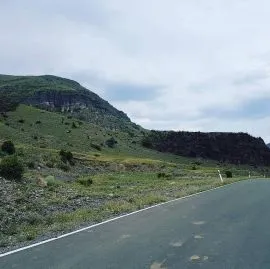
[0,74,137,132]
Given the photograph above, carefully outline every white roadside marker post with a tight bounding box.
[218,170,223,183]
[249,171,251,179]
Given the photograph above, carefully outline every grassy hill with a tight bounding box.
[0,74,140,132]
[0,75,269,252]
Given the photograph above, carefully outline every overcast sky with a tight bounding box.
[1,0,270,142]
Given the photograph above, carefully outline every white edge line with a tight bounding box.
[0,180,242,258]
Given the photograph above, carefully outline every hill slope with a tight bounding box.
[0,74,137,132]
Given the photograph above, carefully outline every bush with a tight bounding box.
[77,177,93,186]
[45,161,54,168]
[71,122,77,129]
[157,172,172,179]
[1,141,15,155]
[27,161,35,169]
[157,172,166,178]
[142,138,153,148]
[45,176,61,187]
[0,156,24,181]
[35,120,41,124]
[0,95,19,112]
[225,171,233,178]
[91,143,102,151]
[106,137,118,148]
[57,163,70,172]
[59,150,74,164]
[18,119,25,123]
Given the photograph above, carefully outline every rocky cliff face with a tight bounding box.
[142,131,270,166]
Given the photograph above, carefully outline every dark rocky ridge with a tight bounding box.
[143,131,270,166]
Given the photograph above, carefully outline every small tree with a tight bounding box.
[0,156,24,181]
[1,141,15,155]
[225,171,233,178]
[106,137,118,148]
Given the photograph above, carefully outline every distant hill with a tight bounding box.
[142,131,270,166]
[267,143,270,149]
[0,74,137,132]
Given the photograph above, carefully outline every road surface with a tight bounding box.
[2,179,270,269]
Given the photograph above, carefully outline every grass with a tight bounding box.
[0,169,251,250]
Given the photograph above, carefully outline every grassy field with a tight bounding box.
[0,105,267,251]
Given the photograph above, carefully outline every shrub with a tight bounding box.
[225,171,233,178]
[0,156,24,181]
[45,161,54,168]
[77,177,93,186]
[1,141,15,155]
[91,143,102,151]
[45,176,61,187]
[106,137,118,148]
[59,150,74,164]
[0,95,19,112]
[35,120,41,124]
[157,172,166,178]
[57,163,70,172]
[71,122,77,129]
[27,161,35,169]
[157,172,172,179]
[18,119,25,123]
[141,138,153,148]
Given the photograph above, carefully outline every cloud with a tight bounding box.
[1,0,270,141]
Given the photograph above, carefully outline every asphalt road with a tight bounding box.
[2,179,270,269]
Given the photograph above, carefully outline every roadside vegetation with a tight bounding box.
[0,104,268,252]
